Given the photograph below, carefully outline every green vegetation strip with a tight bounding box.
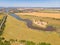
[0,37,51,45]
[0,15,7,35]
[19,40,51,45]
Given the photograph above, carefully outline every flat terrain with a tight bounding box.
[15,13,60,29]
[15,12,60,19]
[2,14,60,45]
[0,14,4,19]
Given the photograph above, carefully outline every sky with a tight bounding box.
[0,0,60,7]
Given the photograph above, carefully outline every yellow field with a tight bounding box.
[2,15,60,45]
[15,13,60,29]
[15,12,60,19]
[0,15,4,19]
[0,13,5,19]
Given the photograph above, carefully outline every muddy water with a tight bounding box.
[9,13,55,31]
[5,8,55,31]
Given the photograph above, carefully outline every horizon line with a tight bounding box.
[0,6,60,8]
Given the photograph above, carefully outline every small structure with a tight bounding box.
[33,19,48,28]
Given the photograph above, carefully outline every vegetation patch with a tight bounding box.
[0,37,11,45]
[19,40,51,45]
[19,15,59,31]
[2,15,60,45]
[0,15,7,35]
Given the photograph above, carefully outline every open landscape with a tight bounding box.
[0,0,60,45]
[16,12,60,19]
[0,7,60,45]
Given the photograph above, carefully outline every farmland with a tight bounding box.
[0,8,60,45]
[15,12,60,30]
[0,13,5,19]
[2,12,60,45]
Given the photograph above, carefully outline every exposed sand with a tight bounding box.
[15,12,60,19]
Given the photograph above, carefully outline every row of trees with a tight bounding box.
[0,14,11,45]
[19,40,51,45]
[0,38,51,45]
[0,14,51,45]
[0,15,7,35]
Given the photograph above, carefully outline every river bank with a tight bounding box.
[2,14,60,45]
[15,12,60,19]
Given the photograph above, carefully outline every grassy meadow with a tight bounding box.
[15,13,60,29]
[15,12,60,19]
[1,13,60,45]
[0,13,5,19]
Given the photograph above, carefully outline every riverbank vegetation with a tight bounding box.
[2,15,60,45]
[0,37,11,45]
[0,15,7,35]
[0,13,7,35]
[0,13,10,45]
[0,37,51,45]
[16,14,60,31]
[19,40,51,45]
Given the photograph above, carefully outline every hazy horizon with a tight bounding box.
[0,0,60,7]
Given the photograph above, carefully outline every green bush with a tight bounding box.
[19,40,26,43]
[0,16,7,36]
[25,41,35,45]
[0,41,4,45]
[0,37,5,41]
[37,42,51,45]
[0,37,11,45]
[10,39,15,42]
[19,40,51,45]
[0,24,5,35]
[3,40,11,45]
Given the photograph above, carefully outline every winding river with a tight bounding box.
[9,13,45,30]
[5,9,55,31]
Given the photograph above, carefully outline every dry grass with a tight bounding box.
[15,13,60,29]
[15,12,60,19]
[16,12,60,29]
[2,15,60,45]
[0,15,4,19]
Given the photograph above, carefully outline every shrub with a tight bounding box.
[19,40,26,43]
[25,41,35,45]
[0,37,11,45]
[10,39,15,42]
[4,40,11,45]
[0,37,5,41]
[37,42,51,45]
